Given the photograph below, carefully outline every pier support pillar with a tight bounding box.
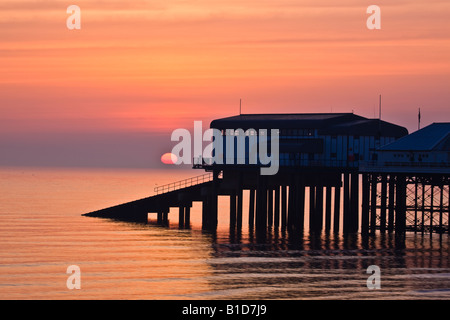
[370,174,378,232]
[256,175,268,231]
[430,184,435,233]
[205,170,220,231]
[395,174,407,233]
[388,175,395,233]
[421,180,426,233]
[178,206,185,228]
[230,192,237,229]
[268,188,274,227]
[361,174,370,234]
[185,205,191,228]
[249,189,255,228]
[380,174,388,232]
[350,173,359,233]
[333,183,341,233]
[315,183,324,232]
[281,185,287,230]
[309,185,316,232]
[237,188,243,230]
[296,175,305,232]
[343,172,350,233]
[163,210,169,224]
[325,186,332,232]
[288,176,297,232]
[202,198,209,230]
[157,211,163,224]
[274,186,280,228]
[414,180,419,232]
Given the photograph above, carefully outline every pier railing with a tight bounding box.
[154,172,216,195]
[360,160,450,174]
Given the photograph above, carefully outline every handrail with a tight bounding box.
[154,172,216,195]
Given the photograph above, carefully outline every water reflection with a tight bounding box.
[199,226,449,299]
[134,214,450,299]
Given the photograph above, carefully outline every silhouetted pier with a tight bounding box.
[83,114,449,235]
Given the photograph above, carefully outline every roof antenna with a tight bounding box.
[379,94,382,120]
[418,107,421,130]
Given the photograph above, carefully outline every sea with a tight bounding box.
[0,166,449,300]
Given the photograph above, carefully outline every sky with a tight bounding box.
[0,0,449,168]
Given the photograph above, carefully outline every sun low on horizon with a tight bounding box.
[1,0,449,168]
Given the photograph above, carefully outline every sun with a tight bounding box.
[161,153,178,165]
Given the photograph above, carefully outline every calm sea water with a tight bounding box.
[0,167,449,300]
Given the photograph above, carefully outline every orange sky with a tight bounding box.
[1,0,449,167]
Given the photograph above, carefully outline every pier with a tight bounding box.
[83,114,449,235]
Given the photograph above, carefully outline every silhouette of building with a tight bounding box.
[204,113,407,171]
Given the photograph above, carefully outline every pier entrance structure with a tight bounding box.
[83,113,449,236]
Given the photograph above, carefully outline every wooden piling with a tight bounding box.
[333,184,341,233]
[288,176,297,231]
[230,192,237,228]
[421,181,426,233]
[361,173,370,234]
[370,174,378,232]
[395,174,407,233]
[202,198,209,229]
[157,211,163,224]
[325,186,332,232]
[380,174,387,232]
[414,180,418,232]
[350,172,359,233]
[296,176,305,231]
[249,189,255,228]
[256,175,268,231]
[343,172,350,233]
[237,188,243,230]
[430,184,434,233]
[179,206,185,228]
[274,186,280,228]
[163,210,168,224]
[281,185,287,230]
[315,183,324,232]
[268,188,274,227]
[388,175,395,233]
[208,173,219,230]
[185,205,191,228]
[309,185,316,232]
